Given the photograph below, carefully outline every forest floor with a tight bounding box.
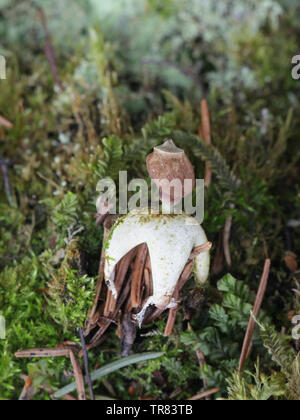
[0,0,299,400]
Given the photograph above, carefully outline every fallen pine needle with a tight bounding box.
[223,214,233,266]
[15,347,75,358]
[0,116,13,128]
[238,259,271,373]
[201,99,212,187]
[69,350,86,401]
[36,7,63,89]
[188,388,220,400]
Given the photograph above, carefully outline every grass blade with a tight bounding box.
[54,352,164,399]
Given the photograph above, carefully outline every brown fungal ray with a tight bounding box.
[103,247,138,317]
[85,215,119,334]
[86,273,134,352]
[143,267,153,298]
[131,243,149,308]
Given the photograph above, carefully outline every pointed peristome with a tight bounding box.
[146,139,195,204]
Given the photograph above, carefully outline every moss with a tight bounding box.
[0,0,300,400]
[104,215,127,250]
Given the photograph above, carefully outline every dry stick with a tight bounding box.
[0,115,13,128]
[223,214,233,267]
[188,388,220,401]
[69,349,86,401]
[36,7,63,89]
[212,230,224,275]
[15,346,86,399]
[201,99,212,188]
[238,259,271,373]
[15,347,74,358]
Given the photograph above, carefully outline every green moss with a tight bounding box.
[0,0,299,400]
[104,215,127,250]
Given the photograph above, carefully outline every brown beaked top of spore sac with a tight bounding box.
[146,139,195,204]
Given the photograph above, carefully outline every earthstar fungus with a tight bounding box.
[104,139,211,328]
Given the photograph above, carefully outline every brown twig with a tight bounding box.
[223,214,233,267]
[36,7,63,89]
[69,349,86,401]
[201,99,212,187]
[212,230,224,275]
[238,259,271,373]
[15,347,75,358]
[188,388,220,400]
[0,115,13,128]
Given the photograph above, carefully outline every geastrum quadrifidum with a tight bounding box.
[102,139,211,327]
